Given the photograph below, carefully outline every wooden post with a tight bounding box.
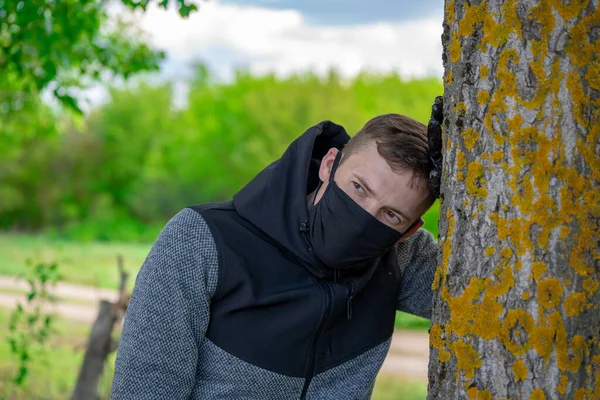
[70,256,129,400]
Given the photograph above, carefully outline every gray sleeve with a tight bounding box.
[111,208,219,399]
[395,229,439,319]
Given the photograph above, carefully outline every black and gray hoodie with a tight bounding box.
[111,121,438,400]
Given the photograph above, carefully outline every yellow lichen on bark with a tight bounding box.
[456,150,466,181]
[537,278,563,310]
[477,91,490,105]
[430,323,452,362]
[479,65,489,79]
[557,374,568,394]
[445,70,453,85]
[513,359,528,381]
[531,324,555,359]
[467,387,493,400]
[445,0,455,25]
[471,295,503,339]
[465,162,487,197]
[564,292,587,317]
[531,262,547,281]
[574,388,589,400]
[462,128,479,151]
[530,388,546,400]
[500,309,534,356]
[486,264,514,298]
[491,150,504,162]
[453,339,482,379]
[583,279,599,297]
[449,33,462,63]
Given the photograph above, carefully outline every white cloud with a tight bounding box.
[126,1,443,80]
[74,1,443,110]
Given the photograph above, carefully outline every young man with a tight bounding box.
[111,98,444,400]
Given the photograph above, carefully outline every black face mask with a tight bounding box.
[308,151,404,269]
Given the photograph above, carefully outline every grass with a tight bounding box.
[372,375,427,400]
[0,305,426,399]
[394,312,430,331]
[0,306,116,399]
[0,232,432,332]
[0,233,150,292]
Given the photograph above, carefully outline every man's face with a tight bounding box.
[314,144,433,234]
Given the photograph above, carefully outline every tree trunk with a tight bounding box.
[429,1,600,399]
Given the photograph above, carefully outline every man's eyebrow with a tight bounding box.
[352,173,412,222]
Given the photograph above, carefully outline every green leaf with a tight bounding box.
[7,338,18,353]
[15,366,28,385]
[179,3,198,18]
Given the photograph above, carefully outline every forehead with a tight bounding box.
[339,144,431,216]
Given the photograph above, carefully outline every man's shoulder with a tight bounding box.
[162,201,236,241]
[395,229,437,256]
[187,200,236,215]
[157,207,220,266]
[149,207,220,297]
[162,207,214,240]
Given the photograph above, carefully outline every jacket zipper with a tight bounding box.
[300,280,333,400]
[346,281,355,320]
[300,221,313,253]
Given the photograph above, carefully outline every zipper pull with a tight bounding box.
[299,221,313,253]
[346,281,355,320]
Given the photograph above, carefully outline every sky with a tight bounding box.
[86,0,445,109]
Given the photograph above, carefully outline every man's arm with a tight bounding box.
[395,229,439,319]
[111,208,218,399]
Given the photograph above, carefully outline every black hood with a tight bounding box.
[233,121,350,277]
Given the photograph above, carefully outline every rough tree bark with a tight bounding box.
[429,0,599,399]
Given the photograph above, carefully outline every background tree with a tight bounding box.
[429,0,599,398]
[0,0,199,150]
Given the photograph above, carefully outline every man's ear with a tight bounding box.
[397,219,424,243]
[318,147,340,183]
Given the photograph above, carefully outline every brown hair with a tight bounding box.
[343,113,431,188]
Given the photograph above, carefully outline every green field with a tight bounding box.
[0,227,435,332]
[0,234,149,292]
[0,201,438,290]
[0,307,425,399]
[0,308,116,399]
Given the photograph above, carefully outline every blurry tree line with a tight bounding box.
[0,66,442,242]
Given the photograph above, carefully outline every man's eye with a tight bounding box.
[353,182,366,195]
[385,211,400,224]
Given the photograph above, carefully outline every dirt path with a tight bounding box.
[0,275,429,381]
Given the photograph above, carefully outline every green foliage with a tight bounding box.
[0,67,442,241]
[0,307,113,399]
[0,0,198,171]
[0,0,199,114]
[4,261,60,396]
[121,0,200,17]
